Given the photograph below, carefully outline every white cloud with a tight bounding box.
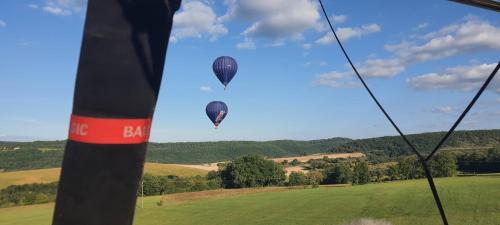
[231,0,320,46]
[413,22,428,31]
[267,39,285,47]
[407,63,500,93]
[331,14,347,24]
[357,58,405,78]
[43,6,72,16]
[314,14,347,33]
[432,106,453,114]
[49,0,86,11]
[0,20,6,28]
[312,55,408,89]
[236,38,256,50]
[32,0,86,16]
[218,0,237,23]
[302,43,312,50]
[312,71,359,88]
[316,23,381,44]
[303,61,328,67]
[312,58,405,88]
[314,16,500,89]
[200,85,213,93]
[387,16,500,63]
[172,1,228,42]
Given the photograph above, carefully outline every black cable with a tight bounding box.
[425,62,500,161]
[317,0,425,160]
[319,0,500,224]
[422,160,449,225]
[317,0,449,223]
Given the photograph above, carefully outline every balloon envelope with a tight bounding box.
[206,101,228,128]
[212,56,238,88]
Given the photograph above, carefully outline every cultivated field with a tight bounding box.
[142,163,208,177]
[0,168,60,189]
[0,163,207,189]
[271,152,365,163]
[1,152,361,189]
[1,176,499,225]
[175,152,365,172]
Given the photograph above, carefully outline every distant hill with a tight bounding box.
[146,138,352,164]
[1,129,499,171]
[330,129,500,162]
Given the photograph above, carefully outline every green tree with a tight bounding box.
[0,182,58,207]
[308,159,327,170]
[174,177,195,193]
[386,165,399,181]
[191,176,209,191]
[34,193,49,204]
[370,167,386,182]
[306,171,324,187]
[398,157,424,180]
[142,173,164,196]
[206,170,222,189]
[485,147,500,172]
[323,163,352,184]
[219,155,286,188]
[288,171,307,186]
[352,161,370,185]
[429,152,457,177]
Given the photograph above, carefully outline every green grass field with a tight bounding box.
[1,176,499,225]
[0,163,207,189]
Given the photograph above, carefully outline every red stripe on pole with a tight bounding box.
[68,115,152,144]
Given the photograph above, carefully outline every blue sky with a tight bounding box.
[0,0,499,142]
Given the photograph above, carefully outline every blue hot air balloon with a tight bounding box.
[212,56,238,89]
[206,101,228,128]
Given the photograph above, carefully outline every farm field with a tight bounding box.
[0,152,363,189]
[171,152,365,173]
[0,163,208,189]
[1,176,499,225]
[271,152,365,163]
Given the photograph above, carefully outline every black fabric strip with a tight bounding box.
[52,1,180,225]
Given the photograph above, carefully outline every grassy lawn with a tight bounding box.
[1,176,499,225]
[0,163,207,189]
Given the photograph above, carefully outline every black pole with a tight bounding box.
[52,1,181,225]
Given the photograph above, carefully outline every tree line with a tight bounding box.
[2,129,498,171]
[138,174,221,196]
[456,147,500,173]
[0,182,57,208]
[1,147,498,208]
[331,129,500,163]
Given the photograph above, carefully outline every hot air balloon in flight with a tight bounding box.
[212,56,238,90]
[206,101,228,128]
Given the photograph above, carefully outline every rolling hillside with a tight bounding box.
[0,163,207,189]
[331,129,500,162]
[1,176,499,225]
[1,129,499,171]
